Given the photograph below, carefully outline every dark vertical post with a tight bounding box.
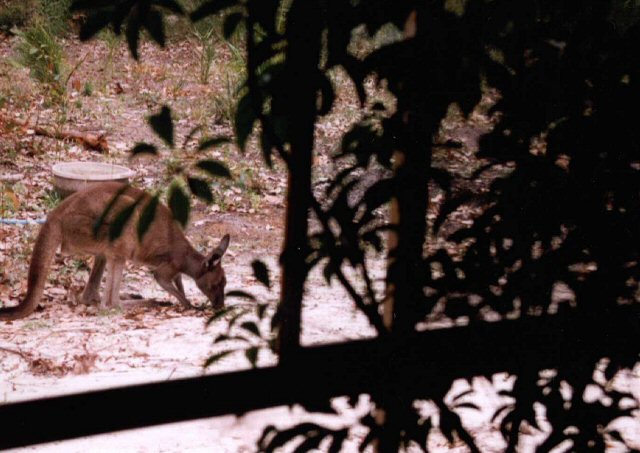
[377,7,433,452]
[277,0,323,363]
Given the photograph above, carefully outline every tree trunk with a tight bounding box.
[276,0,323,364]
[377,7,434,452]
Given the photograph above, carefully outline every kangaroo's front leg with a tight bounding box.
[174,274,186,299]
[81,254,106,305]
[154,272,191,307]
[103,258,125,308]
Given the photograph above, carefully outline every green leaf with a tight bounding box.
[239,321,261,337]
[223,12,243,39]
[187,177,214,203]
[323,260,337,285]
[131,142,158,156]
[452,389,474,402]
[328,430,349,453]
[198,136,231,151]
[225,290,257,301]
[71,0,113,11]
[190,0,238,22]
[137,195,159,240]
[227,308,249,330]
[168,183,190,227]
[251,260,271,288]
[148,105,174,148]
[206,306,237,326]
[270,304,283,331]
[296,433,325,452]
[196,160,231,178]
[155,0,185,15]
[213,334,249,343]
[125,9,141,60]
[256,303,268,320]
[93,184,130,239]
[362,179,394,212]
[143,9,166,47]
[318,74,335,116]
[113,1,134,34]
[204,350,233,367]
[213,334,230,343]
[109,198,141,241]
[259,127,274,168]
[454,402,480,410]
[245,346,259,367]
[235,92,257,152]
[79,12,113,41]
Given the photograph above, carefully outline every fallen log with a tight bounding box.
[31,124,109,153]
[0,114,109,153]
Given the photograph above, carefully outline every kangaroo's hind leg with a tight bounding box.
[80,254,106,305]
[103,258,125,308]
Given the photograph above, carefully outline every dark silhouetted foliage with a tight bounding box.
[70,0,640,451]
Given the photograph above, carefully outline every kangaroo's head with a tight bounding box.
[196,234,230,309]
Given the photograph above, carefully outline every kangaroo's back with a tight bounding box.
[57,182,186,263]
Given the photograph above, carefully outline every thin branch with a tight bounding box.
[310,197,387,335]
[0,346,31,361]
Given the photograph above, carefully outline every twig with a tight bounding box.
[63,52,89,89]
[0,346,31,361]
[310,197,387,335]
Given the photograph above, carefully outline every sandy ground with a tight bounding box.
[1,249,639,452]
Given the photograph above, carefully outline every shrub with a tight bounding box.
[0,0,36,32]
[37,0,72,35]
[0,0,71,36]
[13,23,66,95]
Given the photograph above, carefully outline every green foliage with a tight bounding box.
[147,105,174,148]
[183,0,223,83]
[98,29,122,85]
[0,0,72,35]
[72,0,640,452]
[168,183,190,227]
[0,0,35,32]
[137,195,159,240]
[258,423,349,453]
[0,184,19,216]
[211,70,244,125]
[205,296,273,369]
[71,0,185,59]
[38,0,72,35]
[129,105,232,227]
[41,188,62,209]
[12,23,66,95]
[82,80,92,96]
[250,260,270,289]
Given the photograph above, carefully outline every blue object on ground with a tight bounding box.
[0,218,46,225]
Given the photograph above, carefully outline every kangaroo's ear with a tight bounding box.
[215,234,230,256]
[205,234,230,270]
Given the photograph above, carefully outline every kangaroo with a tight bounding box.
[0,182,230,321]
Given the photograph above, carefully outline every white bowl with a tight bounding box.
[52,161,135,198]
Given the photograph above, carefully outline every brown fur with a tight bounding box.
[0,182,229,320]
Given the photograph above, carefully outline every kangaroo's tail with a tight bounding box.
[0,218,61,321]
